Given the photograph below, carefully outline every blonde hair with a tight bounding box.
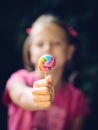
[32,14,59,26]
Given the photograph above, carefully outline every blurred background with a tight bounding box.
[0,0,98,130]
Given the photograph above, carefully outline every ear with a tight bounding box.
[67,44,76,61]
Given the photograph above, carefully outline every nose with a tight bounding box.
[44,43,52,53]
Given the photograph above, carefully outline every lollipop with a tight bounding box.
[38,54,56,73]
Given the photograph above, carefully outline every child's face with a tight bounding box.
[30,23,69,70]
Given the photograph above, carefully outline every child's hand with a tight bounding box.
[32,75,54,109]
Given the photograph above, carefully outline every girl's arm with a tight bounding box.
[8,75,53,111]
[8,82,36,110]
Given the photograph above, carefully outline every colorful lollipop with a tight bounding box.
[38,54,56,73]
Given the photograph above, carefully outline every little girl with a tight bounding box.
[3,14,90,130]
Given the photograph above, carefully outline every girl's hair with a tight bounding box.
[23,14,82,81]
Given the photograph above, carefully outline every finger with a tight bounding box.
[35,101,51,109]
[34,95,51,102]
[33,79,48,88]
[46,75,54,89]
[46,75,53,84]
[32,87,51,95]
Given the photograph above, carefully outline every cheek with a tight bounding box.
[30,48,41,65]
[54,48,67,66]
[58,55,67,66]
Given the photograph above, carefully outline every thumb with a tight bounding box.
[45,75,53,84]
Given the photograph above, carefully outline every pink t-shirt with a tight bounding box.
[3,69,90,130]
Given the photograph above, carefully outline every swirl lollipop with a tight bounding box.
[38,54,56,75]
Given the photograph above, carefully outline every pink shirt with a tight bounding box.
[3,69,90,130]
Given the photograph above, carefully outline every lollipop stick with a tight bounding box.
[44,72,47,78]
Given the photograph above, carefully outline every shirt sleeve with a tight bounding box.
[2,69,27,106]
[74,90,91,117]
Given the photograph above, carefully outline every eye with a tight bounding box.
[36,42,44,47]
[52,41,61,46]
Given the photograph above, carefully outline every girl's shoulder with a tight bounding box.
[63,82,89,106]
[7,69,39,87]
[10,69,37,77]
[64,82,83,97]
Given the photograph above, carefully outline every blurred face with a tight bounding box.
[29,23,69,70]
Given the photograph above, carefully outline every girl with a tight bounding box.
[3,14,90,130]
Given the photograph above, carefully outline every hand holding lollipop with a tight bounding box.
[32,55,56,109]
